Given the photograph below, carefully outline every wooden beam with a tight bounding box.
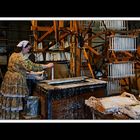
[85,44,100,56]
[83,48,95,78]
[31,26,53,31]
[84,31,106,42]
[38,27,54,42]
[31,20,38,51]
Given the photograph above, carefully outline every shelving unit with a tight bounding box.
[100,20,137,95]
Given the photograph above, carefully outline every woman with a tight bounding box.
[0,40,54,119]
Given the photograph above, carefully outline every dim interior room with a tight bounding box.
[0,17,140,121]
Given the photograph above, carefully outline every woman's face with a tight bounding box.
[22,45,32,54]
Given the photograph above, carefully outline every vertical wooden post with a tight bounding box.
[70,21,75,77]
[70,21,81,77]
[31,20,38,51]
[74,21,81,77]
[53,20,59,44]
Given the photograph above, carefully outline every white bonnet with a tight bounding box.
[17,40,29,48]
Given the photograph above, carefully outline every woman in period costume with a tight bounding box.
[0,40,54,119]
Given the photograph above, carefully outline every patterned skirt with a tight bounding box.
[0,71,29,119]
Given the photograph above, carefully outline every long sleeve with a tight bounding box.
[20,59,44,72]
[8,52,44,74]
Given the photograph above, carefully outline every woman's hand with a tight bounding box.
[46,63,54,68]
[42,63,54,69]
